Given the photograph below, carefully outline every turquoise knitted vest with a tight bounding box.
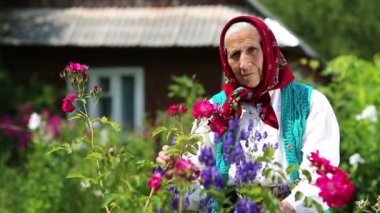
[211,82,313,183]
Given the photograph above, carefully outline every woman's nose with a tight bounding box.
[239,53,250,70]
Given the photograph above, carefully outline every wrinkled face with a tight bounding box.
[225,26,263,89]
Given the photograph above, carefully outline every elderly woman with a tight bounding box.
[157,16,339,213]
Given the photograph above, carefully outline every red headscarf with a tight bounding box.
[219,16,295,129]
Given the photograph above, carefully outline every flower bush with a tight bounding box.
[147,97,355,212]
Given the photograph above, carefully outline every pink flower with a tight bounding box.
[147,173,162,191]
[66,62,88,73]
[174,158,200,181]
[316,169,355,208]
[208,115,228,136]
[192,100,215,119]
[61,93,77,113]
[309,151,335,174]
[45,115,62,138]
[310,151,355,208]
[165,104,188,117]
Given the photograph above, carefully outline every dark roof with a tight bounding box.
[0,5,319,58]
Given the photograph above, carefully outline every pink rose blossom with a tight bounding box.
[310,151,355,208]
[66,62,88,73]
[61,93,77,113]
[165,104,188,117]
[316,168,355,208]
[309,151,336,174]
[147,173,162,191]
[192,100,215,119]
[208,115,228,136]
[174,158,200,181]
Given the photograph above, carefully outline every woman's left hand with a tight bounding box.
[280,200,295,213]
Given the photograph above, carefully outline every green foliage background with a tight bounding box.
[259,0,380,60]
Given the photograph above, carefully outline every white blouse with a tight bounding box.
[186,88,340,212]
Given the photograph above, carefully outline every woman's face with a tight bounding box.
[225,26,263,89]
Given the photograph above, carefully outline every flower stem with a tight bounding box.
[178,186,185,213]
[82,101,110,213]
[144,189,154,210]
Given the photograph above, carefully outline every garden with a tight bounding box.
[0,55,379,213]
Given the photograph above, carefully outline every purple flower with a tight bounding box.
[199,197,214,213]
[199,147,215,167]
[230,142,246,165]
[152,166,165,176]
[240,129,249,141]
[171,194,178,211]
[223,131,235,163]
[247,119,254,132]
[254,130,262,141]
[201,166,224,189]
[274,142,279,149]
[214,133,220,144]
[228,116,239,131]
[170,194,189,211]
[263,131,268,139]
[170,135,177,145]
[234,199,258,213]
[234,161,260,184]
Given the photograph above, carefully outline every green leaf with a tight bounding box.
[264,147,274,159]
[295,191,304,201]
[152,126,167,137]
[66,172,86,179]
[47,143,72,155]
[102,194,117,208]
[99,116,108,124]
[108,121,121,132]
[263,168,272,178]
[286,165,299,175]
[85,152,103,160]
[301,169,313,183]
[304,196,314,207]
[68,114,83,120]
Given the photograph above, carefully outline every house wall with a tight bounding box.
[0,46,222,118]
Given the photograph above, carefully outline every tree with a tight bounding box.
[259,0,380,60]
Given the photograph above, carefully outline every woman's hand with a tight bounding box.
[156,145,172,165]
[280,200,295,213]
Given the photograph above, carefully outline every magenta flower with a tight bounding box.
[61,93,77,113]
[316,168,355,208]
[174,158,200,181]
[208,115,228,136]
[309,151,355,208]
[192,100,215,119]
[165,104,188,117]
[148,173,162,191]
[309,151,335,175]
[66,62,88,73]
[45,115,62,138]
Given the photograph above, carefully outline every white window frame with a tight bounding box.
[88,67,145,130]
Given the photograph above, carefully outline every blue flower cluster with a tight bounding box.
[199,147,224,190]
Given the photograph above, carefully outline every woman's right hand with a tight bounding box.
[156,145,173,165]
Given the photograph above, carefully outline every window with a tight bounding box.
[87,67,144,131]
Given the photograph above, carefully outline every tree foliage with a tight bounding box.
[259,0,380,60]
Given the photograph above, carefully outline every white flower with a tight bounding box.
[356,105,378,122]
[349,153,365,167]
[28,112,41,130]
[80,181,91,189]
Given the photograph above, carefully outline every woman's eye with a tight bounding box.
[247,47,258,54]
[230,52,240,59]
